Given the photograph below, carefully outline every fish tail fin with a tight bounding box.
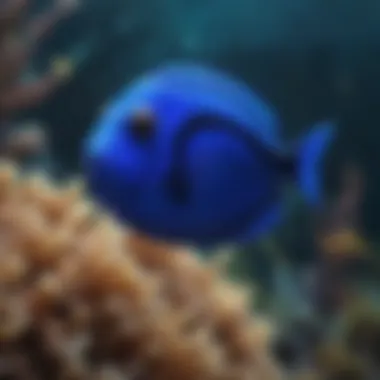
[296,120,336,206]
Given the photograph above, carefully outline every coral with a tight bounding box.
[0,0,77,162]
[0,162,280,380]
[0,0,76,117]
[317,165,366,261]
[311,165,367,317]
[0,121,47,161]
[314,342,367,380]
[345,307,380,365]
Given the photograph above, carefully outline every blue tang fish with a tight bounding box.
[83,62,335,246]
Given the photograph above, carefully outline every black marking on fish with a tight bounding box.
[165,113,290,241]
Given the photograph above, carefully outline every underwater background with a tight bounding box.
[30,0,380,293]
[2,0,380,379]
[30,0,380,233]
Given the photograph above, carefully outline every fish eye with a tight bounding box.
[128,107,155,142]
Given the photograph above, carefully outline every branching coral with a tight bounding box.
[0,0,76,116]
[317,165,366,261]
[310,165,367,316]
[0,162,280,380]
[0,0,77,163]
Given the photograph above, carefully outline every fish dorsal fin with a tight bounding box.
[145,62,284,152]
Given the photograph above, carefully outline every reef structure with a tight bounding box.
[0,162,281,380]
